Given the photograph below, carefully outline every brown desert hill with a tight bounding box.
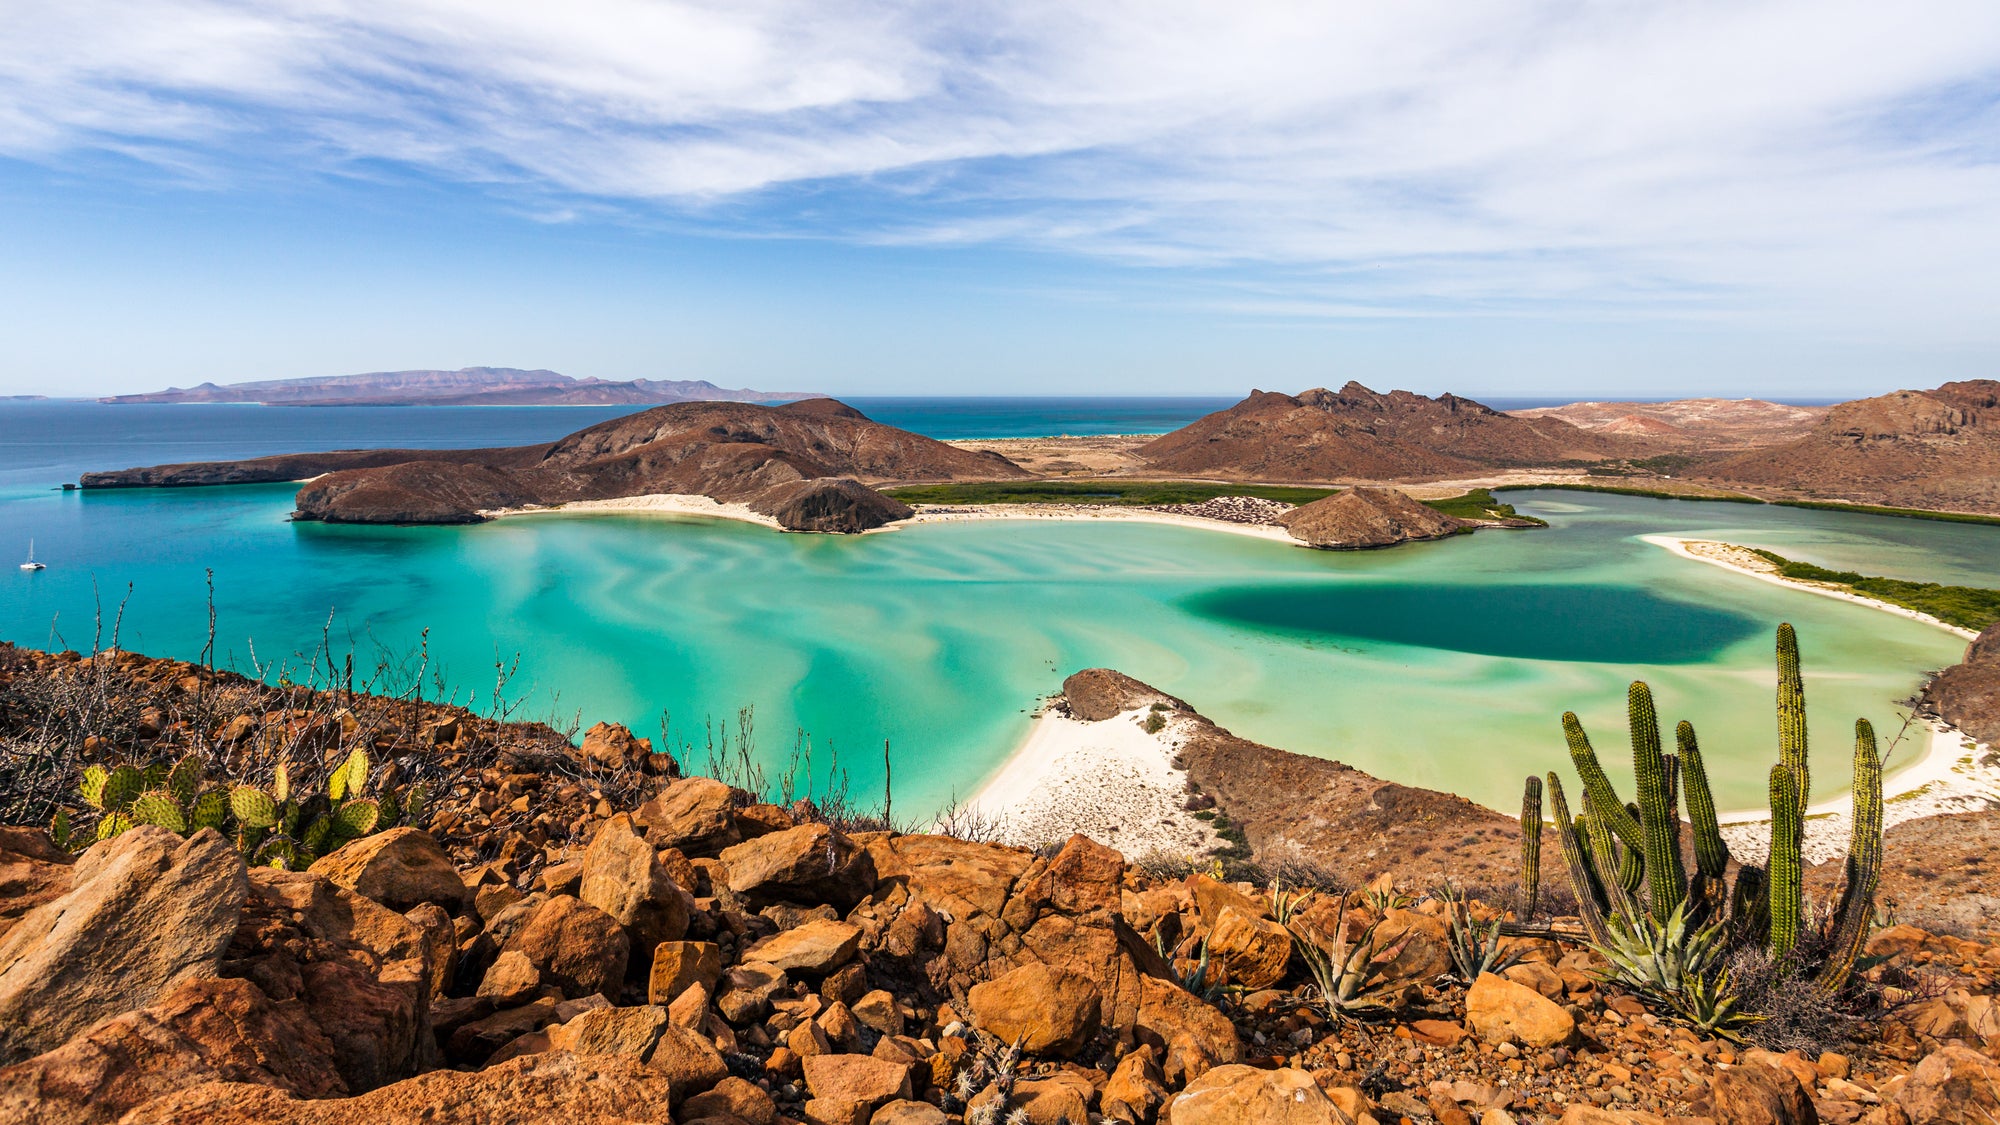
[1278,486,1466,548]
[88,399,1023,532]
[1138,383,1624,482]
[1700,380,2000,513]
[1512,398,1828,451]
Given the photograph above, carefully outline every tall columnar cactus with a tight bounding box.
[1629,683,1688,922]
[1675,721,1731,888]
[1817,719,1884,992]
[1776,623,1809,820]
[1563,712,1643,849]
[1546,774,1610,946]
[1766,764,1804,962]
[1520,775,1544,918]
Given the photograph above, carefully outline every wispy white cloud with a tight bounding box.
[4,0,1999,333]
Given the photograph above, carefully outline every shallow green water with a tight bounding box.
[3,485,1991,816]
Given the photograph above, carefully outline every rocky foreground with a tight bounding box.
[3,645,2000,1124]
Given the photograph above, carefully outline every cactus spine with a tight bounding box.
[1520,775,1543,918]
[1629,682,1687,922]
[1766,764,1804,961]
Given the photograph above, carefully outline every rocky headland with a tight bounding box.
[1278,487,1469,549]
[82,399,1028,533]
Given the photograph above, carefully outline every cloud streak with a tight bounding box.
[5,0,2000,334]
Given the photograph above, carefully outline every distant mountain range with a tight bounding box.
[98,367,822,407]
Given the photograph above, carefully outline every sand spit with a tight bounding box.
[958,705,1223,859]
[1644,534,1979,640]
[481,492,783,528]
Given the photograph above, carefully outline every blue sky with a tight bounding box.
[3,1,1999,399]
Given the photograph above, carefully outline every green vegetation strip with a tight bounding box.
[1767,499,2000,527]
[1420,487,1546,526]
[1746,548,2000,632]
[882,480,1337,506]
[1492,482,1764,503]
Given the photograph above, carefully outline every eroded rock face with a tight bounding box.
[743,919,864,975]
[1465,973,1576,1049]
[0,977,346,1125]
[0,826,73,943]
[1711,1059,1818,1125]
[308,828,467,914]
[968,962,1103,1057]
[115,1050,680,1124]
[0,826,248,1063]
[1136,975,1242,1084]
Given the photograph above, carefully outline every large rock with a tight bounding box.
[1464,972,1576,1049]
[1279,487,1465,550]
[308,828,466,913]
[117,1050,680,1124]
[1208,906,1291,990]
[0,825,248,1063]
[1712,1059,1818,1125]
[1168,1064,1346,1125]
[721,824,876,910]
[743,919,864,975]
[802,1054,912,1109]
[576,721,669,773]
[0,827,73,942]
[1897,1045,2000,1125]
[0,977,346,1125]
[648,941,723,1004]
[1136,975,1241,1084]
[580,814,690,962]
[502,895,630,999]
[967,963,1102,1056]
[635,777,742,856]
[1102,1044,1169,1124]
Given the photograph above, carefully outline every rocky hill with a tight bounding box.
[0,642,1996,1124]
[1512,399,1828,451]
[1921,621,2000,746]
[1138,384,1625,482]
[1278,487,1467,549]
[100,367,822,407]
[1701,380,2000,513]
[83,399,1027,532]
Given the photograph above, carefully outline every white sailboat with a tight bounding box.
[20,540,44,571]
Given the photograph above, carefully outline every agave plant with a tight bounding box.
[1437,882,1524,984]
[1284,892,1412,1018]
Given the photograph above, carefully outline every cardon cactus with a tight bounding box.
[1520,775,1543,917]
[1526,624,1888,1025]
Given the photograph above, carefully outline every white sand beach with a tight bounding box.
[481,490,1300,542]
[480,493,782,528]
[955,704,1223,859]
[1643,534,1979,640]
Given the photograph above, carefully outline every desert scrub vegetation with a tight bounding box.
[1418,487,1548,526]
[1746,547,2000,631]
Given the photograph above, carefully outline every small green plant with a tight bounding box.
[1141,711,1166,734]
[70,747,425,870]
[1436,882,1523,983]
[1282,890,1411,1018]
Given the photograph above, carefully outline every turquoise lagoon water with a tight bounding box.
[3,473,1992,816]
